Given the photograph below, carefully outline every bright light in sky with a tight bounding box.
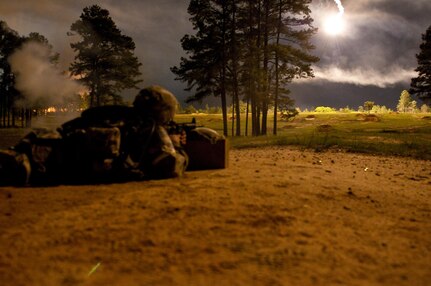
[324,13,345,36]
[323,0,346,37]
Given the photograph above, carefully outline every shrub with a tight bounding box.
[339,106,354,113]
[280,108,299,121]
[314,106,336,113]
[421,104,430,113]
[371,105,391,114]
[363,101,375,113]
[183,105,197,114]
[397,90,418,113]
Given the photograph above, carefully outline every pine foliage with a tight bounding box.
[410,25,431,105]
[172,0,319,136]
[69,5,143,107]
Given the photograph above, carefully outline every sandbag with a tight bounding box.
[184,128,228,170]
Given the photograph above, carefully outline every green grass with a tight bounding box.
[177,112,431,160]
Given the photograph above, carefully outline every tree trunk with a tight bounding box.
[231,0,241,136]
[231,100,235,136]
[12,108,16,127]
[25,109,32,128]
[21,108,25,128]
[221,82,228,137]
[273,0,282,135]
[254,0,262,136]
[221,3,228,137]
[261,0,270,135]
[0,95,3,128]
[245,97,250,136]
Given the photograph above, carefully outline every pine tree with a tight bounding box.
[171,0,233,136]
[69,5,142,107]
[270,0,318,135]
[410,25,431,105]
[397,90,412,112]
[0,21,22,127]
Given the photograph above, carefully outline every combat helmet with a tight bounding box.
[133,85,178,125]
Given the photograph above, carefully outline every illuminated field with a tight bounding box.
[177,112,431,159]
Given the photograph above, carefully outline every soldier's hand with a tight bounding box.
[179,130,187,145]
[169,130,186,147]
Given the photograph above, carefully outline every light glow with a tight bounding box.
[324,13,345,36]
[323,0,346,37]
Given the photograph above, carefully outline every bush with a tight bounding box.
[363,101,375,113]
[280,108,299,121]
[371,105,391,114]
[397,90,418,113]
[421,104,430,113]
[183,105,197,114]
[314,106,336,113]
[339,106,354,113]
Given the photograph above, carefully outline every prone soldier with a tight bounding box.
[0,85,227,186]
[0,86,188,185]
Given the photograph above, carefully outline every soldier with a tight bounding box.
[130,85,189,179]
[0,85,189,185]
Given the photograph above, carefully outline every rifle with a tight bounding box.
[167,118,199,136]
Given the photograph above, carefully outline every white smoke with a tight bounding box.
[312,66,417,88]
[7,41,85,108]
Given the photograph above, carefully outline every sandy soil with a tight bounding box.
[0,146,430,286]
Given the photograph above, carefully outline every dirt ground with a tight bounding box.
[0,146,430,286]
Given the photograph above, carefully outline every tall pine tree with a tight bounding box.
[270,0,318,134]
[171,0,232,136]
[410,25,431,105]
[69,5,142,107]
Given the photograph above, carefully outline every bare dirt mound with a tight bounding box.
[1,147,430,286]
[357,113,381,122]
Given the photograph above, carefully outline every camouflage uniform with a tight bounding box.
[0,86,188,185]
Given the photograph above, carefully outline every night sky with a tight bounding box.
[1,0,430,109]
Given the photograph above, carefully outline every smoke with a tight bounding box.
[333,0,344,15]
[312,66,417,88]
[8,41,85,108]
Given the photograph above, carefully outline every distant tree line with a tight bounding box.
[172,0,319,136]
[182,88,431,116]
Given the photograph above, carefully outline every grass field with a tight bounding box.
[1,112,430,159]
[176,112,431,160]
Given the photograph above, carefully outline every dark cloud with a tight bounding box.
[348,0,431,26]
